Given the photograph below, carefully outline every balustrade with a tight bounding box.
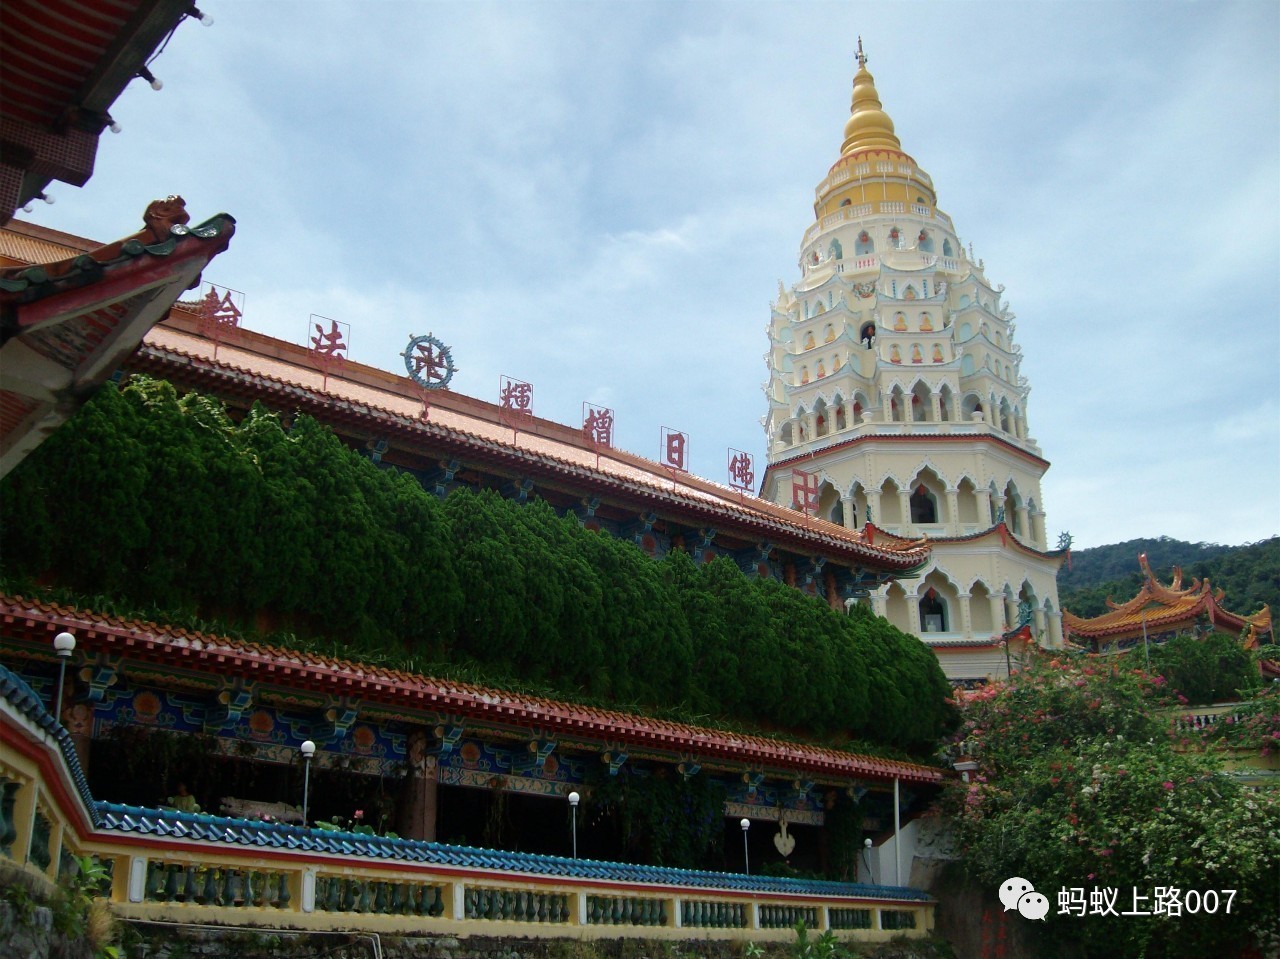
[467,886,570,924]
[587,894,666,926]
[144,860,293,909]
[680,899,746,928]
[760,904,819,929]
[830,907,873,930]
[881,909,918,930]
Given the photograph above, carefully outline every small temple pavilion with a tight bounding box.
[1062,553,1272,657]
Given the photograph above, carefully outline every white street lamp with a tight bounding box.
[740,818,751,875]
[300,740,316,826]
[53,632,75,721]
[568,791,580,859]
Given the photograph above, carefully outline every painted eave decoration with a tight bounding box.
[0,593,945,787]
[0,201,236,478]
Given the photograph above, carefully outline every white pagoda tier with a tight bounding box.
[760,44,1067,683]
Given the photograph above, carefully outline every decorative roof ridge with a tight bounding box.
[0,594,944,784]
[0,661,100,825]
[0,198,235,296]
[131,339,931,570]
[1138,552,1204,603]
[763,432,1051,476]
[93,802,931,899]
[864,522,1067,563]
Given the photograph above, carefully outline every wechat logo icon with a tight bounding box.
[999,877,1049,921]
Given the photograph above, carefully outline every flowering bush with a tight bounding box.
[942,655,1280,959]
[1197,684,1280,754]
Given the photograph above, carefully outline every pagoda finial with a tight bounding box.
[840,39,901,156]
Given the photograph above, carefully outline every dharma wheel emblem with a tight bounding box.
[401,333,456,389]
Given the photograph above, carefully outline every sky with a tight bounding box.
[24,1,1280,549]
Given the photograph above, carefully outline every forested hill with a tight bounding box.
[1057,536,1280,620]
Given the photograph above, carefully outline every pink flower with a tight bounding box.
[354,809,364,820]
[1162,781,1175,790]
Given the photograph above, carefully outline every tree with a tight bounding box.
[943,656,1280,959]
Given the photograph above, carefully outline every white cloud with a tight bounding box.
[21,0,1279,546]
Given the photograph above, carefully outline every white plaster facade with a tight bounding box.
[760,50,1064,682]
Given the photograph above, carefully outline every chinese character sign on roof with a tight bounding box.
[727,448,755,493]
[499,375,534,423]
[661,427,688,472]
[401,333,456,390]
[583,403,614,448]
[308,315,348,361]
[792,468,818,516]
[196,282,244,339]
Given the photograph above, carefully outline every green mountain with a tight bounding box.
[1057,536,1279,620]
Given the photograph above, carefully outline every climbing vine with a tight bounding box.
[0,378,954,754]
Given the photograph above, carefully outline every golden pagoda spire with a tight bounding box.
[840,37,901,155]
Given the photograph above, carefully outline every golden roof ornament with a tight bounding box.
[841,37,901,156]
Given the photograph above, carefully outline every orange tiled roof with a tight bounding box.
[0,593,944,786]
[1062,553,1271,646]
[127,320,931,574]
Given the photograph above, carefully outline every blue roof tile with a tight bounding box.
[0,662,101,826]
[93,801,928,902]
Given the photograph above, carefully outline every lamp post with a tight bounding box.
[53,631,75,722]
[740,818,751,875]
[568,791,580,859]
[300,740,316,826]
[863,837,875,884]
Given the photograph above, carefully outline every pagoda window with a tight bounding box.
[890,387,908,422]
[818,480,841,523]
[829,238,843,260]
[840,198,852,207]
[860,322,876,349]
[855,231,874,255]
[919,590,948,633]
[958,322,972,341]
[956,478,980,525]
[889,227,901,248]
[911,382,931,421]
[814,398,829,436]
[961,354,976,376]
[834,397,847,431]
[879,478,903,525]
[910,485,938,524]
[969,581,994,633]
[918,230,935,253]
[939,384,954,422]
[779,421,794,446]
[943,239,954,257]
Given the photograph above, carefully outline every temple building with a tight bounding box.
[0,212,946,942]
[1063,553,1273,657]
[760,44,1067,683]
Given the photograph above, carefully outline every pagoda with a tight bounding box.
[760,42,1067,682]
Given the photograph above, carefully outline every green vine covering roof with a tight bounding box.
[0,377,956,755]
